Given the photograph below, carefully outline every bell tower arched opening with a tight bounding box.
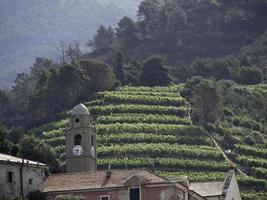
[74,134,82,145]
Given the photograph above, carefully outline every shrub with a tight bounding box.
[139,55,171,86]
[237,67,263,85]
[244,136,256,146]
[222,132,239,149]
[222,108,234,117]
[3,197,22,200]
[27,190,46,200]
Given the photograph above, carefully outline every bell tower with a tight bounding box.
[65,103,97,173]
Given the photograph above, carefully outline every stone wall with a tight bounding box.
[0,162,45,198]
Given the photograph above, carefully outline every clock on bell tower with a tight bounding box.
[65,103,97,173]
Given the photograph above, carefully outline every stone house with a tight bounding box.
[43,168,241,200]
[0,153,47,199]
[44,168,192,200]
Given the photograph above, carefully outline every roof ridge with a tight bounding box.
[191,181,224,184]
[0,153,46,166]
[48,168,152,176]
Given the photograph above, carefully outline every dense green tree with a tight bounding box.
[137,0,160,22]
[54,64,88,107]
[124,61,141,85]
[0,89,12,121]
[115,17,139,58]
[136,0,163,58]
[0,121,12,153]
[88,25,114,55]
[65,43,82,63]
[89,0,267,70]
[2,55,115,129]
[19,134,56,166]
[190,58,231,80]
[80,59,115,93]
[140,55,171,86]
[237,67,263,85]
[11,73,34,110]
[239,32,267,66]
[170,62,190,83]
[9,73,37,127]
[29,63,89,123]
[239,31,267,81]
[30,57,56,83]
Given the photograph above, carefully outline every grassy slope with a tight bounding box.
[30,84,267,200]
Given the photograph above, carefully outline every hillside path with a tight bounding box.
[210,135,247,176]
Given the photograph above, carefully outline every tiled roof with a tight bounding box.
[43,169,167,193]
[0,153,46,167]
[189,181,224,197]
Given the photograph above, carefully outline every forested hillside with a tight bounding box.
[0,0,141,89]
[89,0,267,63]
[88,0,267,83]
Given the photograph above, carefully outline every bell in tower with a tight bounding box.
[65,103,97,173]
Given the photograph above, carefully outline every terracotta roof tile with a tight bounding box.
[44,169,167,193]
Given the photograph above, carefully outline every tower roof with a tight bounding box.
[71,103,90,115]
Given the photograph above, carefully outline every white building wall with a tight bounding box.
[0,162,45,198]
[224,173,242,200]
[206,196,220,200]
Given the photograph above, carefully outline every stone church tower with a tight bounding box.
[65,103,97,173]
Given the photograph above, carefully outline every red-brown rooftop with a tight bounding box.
[43,169,167,193]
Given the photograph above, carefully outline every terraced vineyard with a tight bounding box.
[215,84,267,199]
[30,84,267,200]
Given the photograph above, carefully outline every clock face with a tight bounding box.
[72,145,83,156]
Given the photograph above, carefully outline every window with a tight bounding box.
[7,171,13,183]
[75,118,80,123]
[29,178,33,185]
[91,134,94,146]
[74,134,82,145]
[100,195,110,200]
[130,187,141,200]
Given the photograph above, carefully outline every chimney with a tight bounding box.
[106,163,112,178]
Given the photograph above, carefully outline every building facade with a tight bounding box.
[44,169,191,200]
[44,169,241,200]
[0,153,47,199]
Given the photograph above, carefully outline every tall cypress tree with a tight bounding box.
[114,52,125,85]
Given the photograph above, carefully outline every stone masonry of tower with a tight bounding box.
[65,103,97,172]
